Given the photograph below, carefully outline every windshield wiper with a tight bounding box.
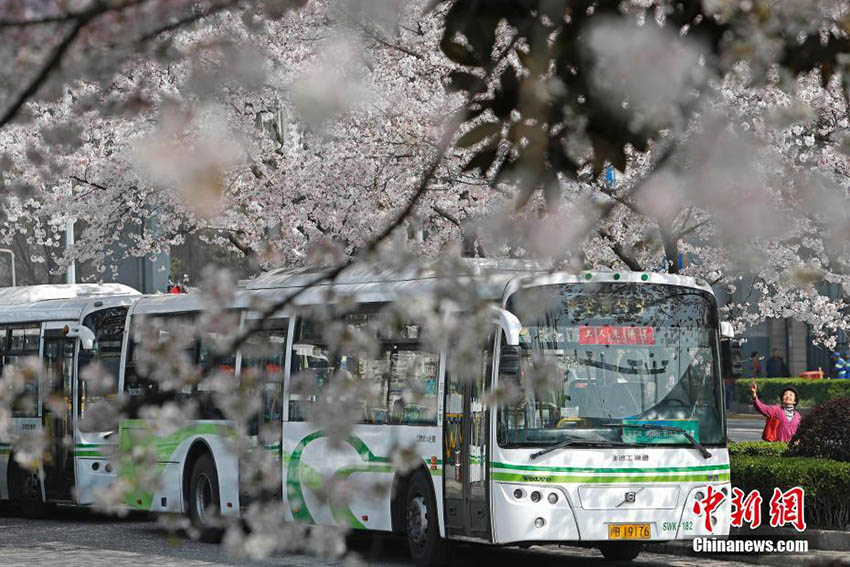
[599,422,712,459]
[530,438,633,460]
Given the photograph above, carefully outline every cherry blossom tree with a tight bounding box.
[3,1,850,560]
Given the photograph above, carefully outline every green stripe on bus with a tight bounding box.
[492,472,731,484]
[75,451,104,458]
[491,462,729,474]
[286,431,439,526]
[118,420,236,511]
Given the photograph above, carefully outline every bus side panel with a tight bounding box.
[0,418,42,501]
[282,422,443,532]
[118,420,240,516]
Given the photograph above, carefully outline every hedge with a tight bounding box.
[733,378,850,408]
[730,454,850,530]
[728,441,787,458]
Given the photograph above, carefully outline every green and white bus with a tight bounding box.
[2,263,732,565]
[0,283,140,515]
[117,263,729,562]
[241,263,732,563]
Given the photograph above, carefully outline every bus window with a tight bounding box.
[2,325,41,417]
[198,332,237,390]
[78,307,127,427]
[387,347,439,425]
[240,321,288,437]
[288,312,439,426]
[288,336,331,422]
[123,314,196,399]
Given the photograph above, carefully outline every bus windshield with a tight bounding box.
[499,282,725,448]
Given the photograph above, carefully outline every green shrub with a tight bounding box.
[785,397,850,462]
[731,455,850,530]
[728,441,787,457]
[734,378,850,408]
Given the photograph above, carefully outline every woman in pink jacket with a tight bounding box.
[749,382,801,442]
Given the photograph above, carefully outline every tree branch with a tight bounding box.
[137,0,241,44]
[675,218,711,240]
[432,205,461,227]
[0,15,89,129]
[597,228,643,271]
[659,222,679,274]
[0,12,80,27]
[0,0,150,129]
[224,231,257,259]
[70,175,109,191]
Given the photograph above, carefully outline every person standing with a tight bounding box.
[723,372,736,411]
[749,382,801,441]
[765,349,789,378]
[832,351,848,379]
[748,351,762,378]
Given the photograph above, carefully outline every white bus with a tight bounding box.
[252,263,731,563]
[7,264,728,563]
[0,283,140,516]
[113,262,730,564]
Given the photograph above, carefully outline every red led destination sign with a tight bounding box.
[578,325,655,345]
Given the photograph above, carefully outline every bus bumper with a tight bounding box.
[491,482,732,544]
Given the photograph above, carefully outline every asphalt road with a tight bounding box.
[0,505,825,567]
[0,416,781,567]
[726,415,765,442]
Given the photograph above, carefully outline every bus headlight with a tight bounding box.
[547,492,558,504]
[530,491,541,503]
[513,489,524,499]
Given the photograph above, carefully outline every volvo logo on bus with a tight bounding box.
[616,487,645,507]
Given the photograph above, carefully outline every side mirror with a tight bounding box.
[499,345,520,378]
[63,324,96,350]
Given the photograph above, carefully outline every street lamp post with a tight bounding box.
[0,248,16,286]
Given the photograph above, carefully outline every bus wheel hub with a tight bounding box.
[407,495,428,545]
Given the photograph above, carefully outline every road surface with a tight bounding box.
[0,505,826,567]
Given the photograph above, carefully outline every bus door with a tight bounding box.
[443,339,493,540]
[41,327,77,501]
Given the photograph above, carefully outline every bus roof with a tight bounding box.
[0,283,139,305]
[0,289,141,325]
[130,261,715,318]
[243,260,714,306]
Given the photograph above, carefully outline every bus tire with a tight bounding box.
[8,460,46,519]
[405,469,448,567]
[599,542,643,561]
[187,454,223,543]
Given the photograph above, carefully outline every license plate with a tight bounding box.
[608,523,651,540]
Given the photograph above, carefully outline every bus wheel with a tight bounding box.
[599,542,643,561]
[187,454,223,543]
[9,461,46,519]
[405,470,447,567]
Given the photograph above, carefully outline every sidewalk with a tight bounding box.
[646,527,850,566]
[646,539,850,567]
